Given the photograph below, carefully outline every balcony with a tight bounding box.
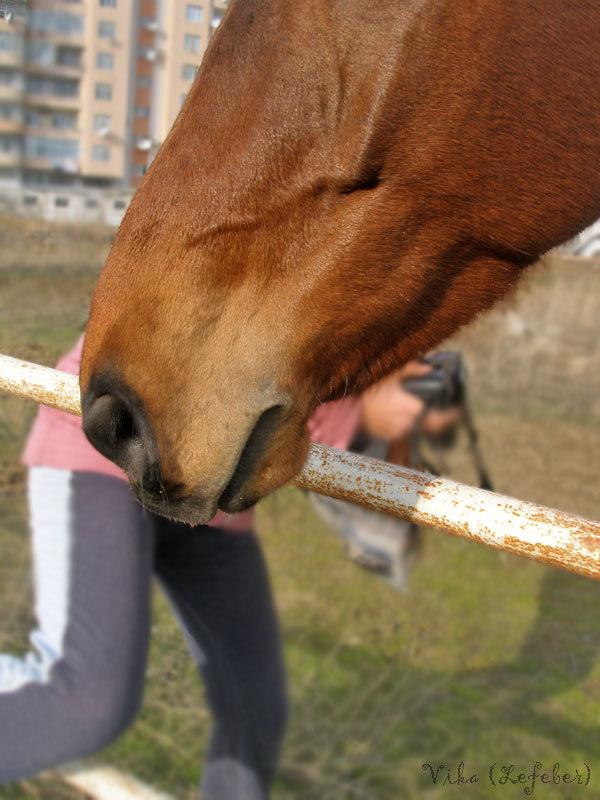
[26,61,82,81]
[22,155,80,174]
[26,29,85,51]
[0,49,24,68]
[0,82,23,101]
[26,11,84,49]
[24,123,79,140]
[0,148,20,166]
[0,117,22,134]
[24,91,80,112]
[25,72,80,111]
[25,38,84,78]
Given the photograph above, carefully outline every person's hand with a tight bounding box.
[361,360,462,441]
[393,361,434,381]
[421,406,462,436]
[360,364,428,440]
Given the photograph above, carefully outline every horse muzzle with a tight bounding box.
[81,369,297,524]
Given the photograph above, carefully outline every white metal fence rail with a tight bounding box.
[2,353,600,581]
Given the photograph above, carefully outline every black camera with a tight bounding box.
[403,350,466,409]
[403,350,493,490]
[401,350,467,448]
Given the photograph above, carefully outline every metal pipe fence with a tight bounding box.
[2,352,600,581]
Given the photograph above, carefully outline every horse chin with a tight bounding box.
[130,484,220,526]
[133,485,259,525]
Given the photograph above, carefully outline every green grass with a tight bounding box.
[259,490,600,799]
[4,484,600,798]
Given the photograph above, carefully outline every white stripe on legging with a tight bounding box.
[0,466,72,692]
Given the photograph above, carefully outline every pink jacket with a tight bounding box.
[23,337,362,530]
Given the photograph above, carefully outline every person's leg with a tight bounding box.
[154,522,288,800]
[0,468,154,784]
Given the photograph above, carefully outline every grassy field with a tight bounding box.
[1,218,599,799]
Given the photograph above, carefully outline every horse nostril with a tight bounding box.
[82,376,159,482]
[82,393,140,469]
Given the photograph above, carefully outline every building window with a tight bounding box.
[26,40,54,66]
[56,46,81,67]
[186,5,203,22]
[85,197,99,208]
[0,31,16,51]
[54,196,69,207]
[134,106,149,117]
[92,144,109,161]
[29,9,84,35]
[182,63,197,81]
[0,167,18,183]
[183,34,201,53]
[114,199,126,209]
[23,170,48,186]
[25,109,41,127]
[97,52,114,69]
[0,135,20,153]
[0,103,19,121]
[23,195,38,206]
[95,82,112,100]
[94,113,111,133]
[131,163,146,176]
[24,136,79,160]
[98,20,115,38]
[52,111,76,129]
[0,68,18,86]
[136,75,151,88]
[99,0,116,7]
[26,76,78,98]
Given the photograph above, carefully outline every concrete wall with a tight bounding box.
[0,186,133,225]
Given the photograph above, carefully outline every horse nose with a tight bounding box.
[82,374,159,482]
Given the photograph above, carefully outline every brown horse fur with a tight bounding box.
[81,0,600,524]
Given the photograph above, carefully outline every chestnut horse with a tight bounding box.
[81,0,600,525]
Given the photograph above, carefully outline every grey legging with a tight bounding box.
[0,467,288,799]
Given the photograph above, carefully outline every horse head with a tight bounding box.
[81,0,600,523]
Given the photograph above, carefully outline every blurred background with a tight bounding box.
[1,1,600,798]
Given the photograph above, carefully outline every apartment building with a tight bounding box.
[0,0,228,195]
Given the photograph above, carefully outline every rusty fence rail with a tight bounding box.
[2,352,600,581]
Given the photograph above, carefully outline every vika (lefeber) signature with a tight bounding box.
[421,761,591,794]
